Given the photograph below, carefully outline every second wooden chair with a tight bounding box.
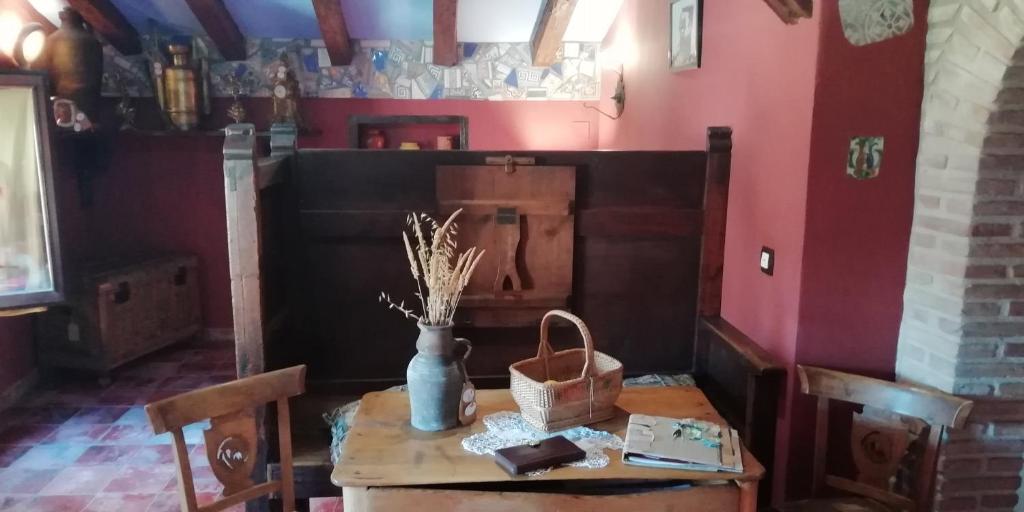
[779,365,973,512]
[145,365,307,512]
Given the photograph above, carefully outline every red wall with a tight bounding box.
[786,0,926,497]
[0,318,33,393]
[598,0,822,499]
[598,0,926,502]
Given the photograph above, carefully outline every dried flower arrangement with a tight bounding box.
[379,209,485,326]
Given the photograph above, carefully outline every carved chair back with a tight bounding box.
[145,365,307,512]
[797,365,973,512]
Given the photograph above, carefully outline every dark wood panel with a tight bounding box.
[286,150,712,385]
[577,207,702,238]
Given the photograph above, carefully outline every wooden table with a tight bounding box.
[332,387,765,512]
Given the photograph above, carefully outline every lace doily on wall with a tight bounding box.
[838,0,914,47]
[461,411,623,475]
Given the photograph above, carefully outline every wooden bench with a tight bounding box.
[222,124,785,509]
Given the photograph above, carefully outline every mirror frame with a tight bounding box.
[0,70,64,310]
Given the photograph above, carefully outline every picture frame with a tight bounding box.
[669,0,703,72]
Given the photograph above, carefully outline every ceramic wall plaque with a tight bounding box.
[838,0,914,47]
[848,136,884,180]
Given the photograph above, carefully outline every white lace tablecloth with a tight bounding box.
[461,411,623,474]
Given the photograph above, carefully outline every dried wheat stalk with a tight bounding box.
[379,209,485,326]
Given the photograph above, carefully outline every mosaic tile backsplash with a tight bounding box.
[103,38,601,101]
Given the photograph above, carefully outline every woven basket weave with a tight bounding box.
[509,310,623,432]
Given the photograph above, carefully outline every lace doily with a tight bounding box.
[461,411,623,475]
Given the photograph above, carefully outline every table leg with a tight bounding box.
[739,481,758,512]
[342,486,368,512]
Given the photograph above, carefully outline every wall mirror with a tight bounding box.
[0,71,63,310]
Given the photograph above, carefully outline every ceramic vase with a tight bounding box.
[407,323,470,431]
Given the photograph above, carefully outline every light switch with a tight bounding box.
[760,247,774,276]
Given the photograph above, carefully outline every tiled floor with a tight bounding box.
[0,342,343,512]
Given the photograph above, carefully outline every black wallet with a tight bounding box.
[493,435,586,476]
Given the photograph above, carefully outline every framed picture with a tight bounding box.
[669,0,702,71]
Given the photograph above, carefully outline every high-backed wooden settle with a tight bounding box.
[221,124,784,508]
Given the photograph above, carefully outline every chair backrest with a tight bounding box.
[797,365,973,512]
[145,365,307,512]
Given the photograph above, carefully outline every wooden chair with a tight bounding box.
[779,365,974,512]
[145,365,307,512]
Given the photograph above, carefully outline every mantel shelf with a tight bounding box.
[57,127,322,138]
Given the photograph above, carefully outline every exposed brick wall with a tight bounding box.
[900,0,1024,510]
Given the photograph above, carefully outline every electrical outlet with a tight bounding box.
[760,247,774,276]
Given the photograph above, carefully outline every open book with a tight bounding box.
[622,414,744,473]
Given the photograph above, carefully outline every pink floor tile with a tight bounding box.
[310,497,344,512]
[74,446,139,466]
[44,424,112,444]
[127,445,177,466]
[66,408,129,427]
[164,478,222,494]
[21,495,93,512]
[6,407,81,425]
[0,495,31,510]
[100,425,157,445]
[195,492,244,511]
[103,465,175,494]
[9,443,89,469]
[0,445,30,468]
[112,408,149,426]
[0,468,61,494]
[189,444,211,467]
[0,424,58,445]
[144,493,180,512]
[82,493,155,512]
[39,466,119,496]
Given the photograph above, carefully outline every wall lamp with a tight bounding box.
[585,66,625,120]
[0,12,46,69]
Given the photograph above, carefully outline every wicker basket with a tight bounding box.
[509,310,623,432]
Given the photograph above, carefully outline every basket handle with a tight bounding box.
[537,310,596,379]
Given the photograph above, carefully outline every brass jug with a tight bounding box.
[153,43,209,130]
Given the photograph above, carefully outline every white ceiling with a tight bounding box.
[25,0,624,43]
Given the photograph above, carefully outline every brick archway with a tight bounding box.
[898,1,1024,509]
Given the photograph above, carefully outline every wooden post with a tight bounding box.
[698,127,733,317]
[223,124,269,512]
[224,123,265,378]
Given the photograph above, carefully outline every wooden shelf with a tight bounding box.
[57,127,322,138]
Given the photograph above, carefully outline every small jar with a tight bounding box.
[364,129,386,149]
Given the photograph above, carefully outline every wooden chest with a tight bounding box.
[36,254,202,379]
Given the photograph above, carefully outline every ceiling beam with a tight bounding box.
[8,0,57,33]
[311,0,353,66]
[763,0,812,24]
[432,0,457,67]
[183,0,247,60]
[531,0,579,68]
[65,0,141,55]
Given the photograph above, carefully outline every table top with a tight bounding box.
[331,387,765,488]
